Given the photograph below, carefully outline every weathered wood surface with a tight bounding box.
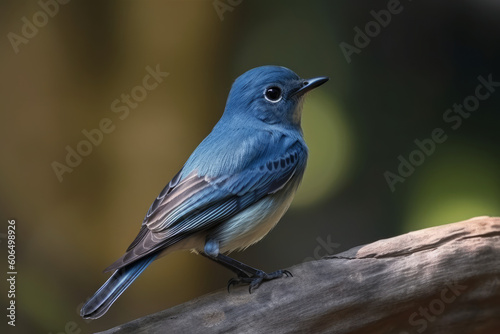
[98,216,500,334]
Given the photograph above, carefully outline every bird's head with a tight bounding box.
[222,66,328,128]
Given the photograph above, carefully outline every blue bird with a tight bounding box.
[80,65,328,319]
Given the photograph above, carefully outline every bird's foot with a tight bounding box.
[227,269,292,293]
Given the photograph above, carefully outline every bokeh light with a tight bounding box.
[293,92,354,207]
[404,142,500,231]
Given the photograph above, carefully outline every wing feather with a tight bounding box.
[105,135,306,272]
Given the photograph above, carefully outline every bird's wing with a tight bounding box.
[104,136,306,272]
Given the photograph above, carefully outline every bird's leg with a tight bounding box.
[201,253,292,293]
[200,252,250,279]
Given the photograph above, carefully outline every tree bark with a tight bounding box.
[97,216,500,334]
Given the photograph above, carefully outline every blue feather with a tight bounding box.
[81,254,157,319]
[81,65,328,319]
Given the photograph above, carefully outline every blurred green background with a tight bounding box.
[1,0,499,332]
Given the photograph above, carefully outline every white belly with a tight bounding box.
[214,184,298,253]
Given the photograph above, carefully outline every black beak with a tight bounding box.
[293,76,329,97]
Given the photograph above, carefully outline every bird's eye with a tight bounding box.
[264,86,282,103]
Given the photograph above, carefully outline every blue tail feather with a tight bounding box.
[80,255,157,319]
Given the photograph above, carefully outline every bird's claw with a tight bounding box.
[226,269,293,293]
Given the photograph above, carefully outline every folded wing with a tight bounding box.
[104,135,306,272]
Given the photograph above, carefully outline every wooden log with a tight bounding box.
[97,216,500,334]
